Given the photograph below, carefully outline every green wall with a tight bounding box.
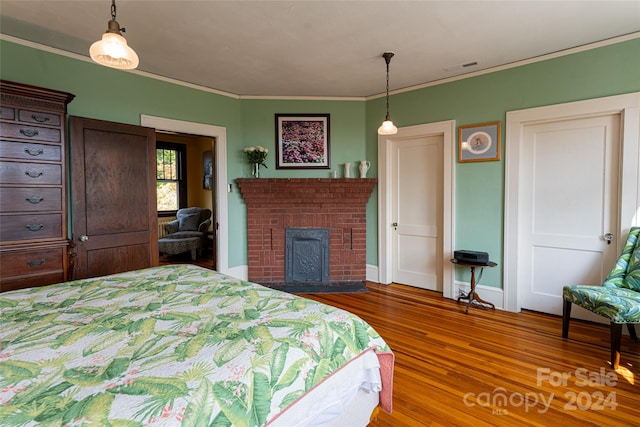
[365,37,640,286]
[2,37,639,286]
[0,40,368,269]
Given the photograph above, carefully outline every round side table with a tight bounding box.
[451,259,497,314]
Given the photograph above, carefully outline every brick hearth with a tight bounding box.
[236,178,376,283]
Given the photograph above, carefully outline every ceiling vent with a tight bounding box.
[443,61,479,72]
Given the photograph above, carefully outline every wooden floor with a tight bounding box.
[167,255,639,426]
[307,283,640,427]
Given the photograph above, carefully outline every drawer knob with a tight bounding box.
[31,114,50,123]
[24,147,44,156]
[27,259,46,267]
[25,223,44,232]
[19,128,40,138]
[26,196,44,204]
[25,170,44,178]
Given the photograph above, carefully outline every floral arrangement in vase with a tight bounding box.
[244,145,269,177]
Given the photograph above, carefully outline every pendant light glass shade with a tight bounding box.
[90,1,139,70]
[90,30,138,69]
[378,52,398,135]
[378,118,398,135]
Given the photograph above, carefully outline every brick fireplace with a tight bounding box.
[236,178,376,284]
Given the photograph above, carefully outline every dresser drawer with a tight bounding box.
[0,213,63,241]
[0,161,61,185]
[0,245,65,292]
[0,272,65,292]
[0,187,62,212]
[18,109,62,127]
[0,246,64,277]
[1,106,15,121]
[0,122,61,143]
[0,140,62,162]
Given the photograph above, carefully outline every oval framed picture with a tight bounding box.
[458,121,501,162]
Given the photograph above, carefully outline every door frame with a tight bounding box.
[378,120,456,298]
[140,115,230,275]
[504,92,640,312]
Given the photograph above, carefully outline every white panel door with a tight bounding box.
[520,114,620,319]
[391,135,443,290]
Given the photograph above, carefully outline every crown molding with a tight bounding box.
[366,32,640,101]
[0,34,240,100]
[3,31,638,102]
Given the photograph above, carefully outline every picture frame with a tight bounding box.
[203,150,213,189]
[458,121,501,162]
[275,114,330,169]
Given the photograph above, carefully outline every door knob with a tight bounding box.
[79,235,89,242]
[603,233,614,245]
[391,222,398,230]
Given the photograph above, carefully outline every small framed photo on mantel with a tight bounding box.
[275,114,330,169]
[458,121,501,162]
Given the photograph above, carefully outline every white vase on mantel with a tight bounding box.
[344,162,351,178]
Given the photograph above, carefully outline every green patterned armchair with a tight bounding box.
[562,227,640,368]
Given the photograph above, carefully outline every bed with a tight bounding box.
[0,264,393,426]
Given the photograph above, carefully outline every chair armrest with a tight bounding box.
[198,219,212,233]
[165,219,179,234]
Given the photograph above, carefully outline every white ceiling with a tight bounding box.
[1,1,639,98]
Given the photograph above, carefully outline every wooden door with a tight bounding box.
[70,116,158,279]
[391,134,443,291]
[519,114,620,319]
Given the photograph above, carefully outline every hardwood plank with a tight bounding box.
[303,283,639,427]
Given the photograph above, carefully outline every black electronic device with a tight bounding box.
[454,250,489,264]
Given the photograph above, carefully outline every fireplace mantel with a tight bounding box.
[236,178,376,283]
[236,178,377,205]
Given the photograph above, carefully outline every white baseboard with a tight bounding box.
[366,265,504,310]
[230,264,505,309]
[366,264,379,283]
[453,279,504,310]
[226,265,248,281]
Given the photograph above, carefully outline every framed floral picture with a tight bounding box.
[275,114,330,169]
[458,121,501,162]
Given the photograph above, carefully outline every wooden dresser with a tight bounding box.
[0,81,75,292]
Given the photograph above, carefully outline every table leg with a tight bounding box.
[466,266,476,313]
[457,266,495,313]
[470,292,495,310]
[456,266,475,313]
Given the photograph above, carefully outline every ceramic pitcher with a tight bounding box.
[359,160,371,178]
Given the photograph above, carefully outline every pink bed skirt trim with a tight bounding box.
[376,350,395,414]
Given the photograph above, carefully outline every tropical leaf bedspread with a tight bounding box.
[0,264,393,426]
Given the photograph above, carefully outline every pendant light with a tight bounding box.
[89,0,139,70]
[377,52,398,135]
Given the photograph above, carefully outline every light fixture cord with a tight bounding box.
[385,59,390,120]
[111,0,117,20]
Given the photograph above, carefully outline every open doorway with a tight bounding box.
[140,115,229,274]
[155,132,217,267]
